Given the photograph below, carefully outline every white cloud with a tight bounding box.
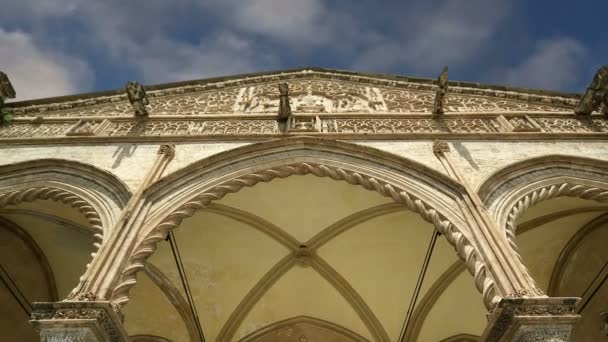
[134,32,278,84]
[502,38,587,90]
[227,0,334,46]
[353,0,511,74]
[0,29,93,101]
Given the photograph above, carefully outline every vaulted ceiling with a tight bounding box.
[2,175,607,342]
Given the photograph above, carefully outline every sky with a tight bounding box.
[0,0,606,101]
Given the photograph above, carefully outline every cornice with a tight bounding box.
[5,69,579,116]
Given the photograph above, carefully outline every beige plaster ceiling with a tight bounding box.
[128,175,488,341]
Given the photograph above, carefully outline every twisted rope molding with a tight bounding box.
[0,186,104,271]
[504,183,608,294]
[112,162,500,310]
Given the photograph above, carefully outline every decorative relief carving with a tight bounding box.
[102,119,279,136]
[536,117,608,133]
[0,122,73,138]
[235,80,386,114]
[485,299,578,342]
[66,119,110,136]
[324,117,500,134]
[31,302,126,342]
[1,115,607,140]
[6,71,577,117]
[497,115,542,132]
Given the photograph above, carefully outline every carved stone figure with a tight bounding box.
[126,81,149,117]
[0,71,16,100]
[433,66,449,115]
[575,65,608,115]
[278,83,291,120]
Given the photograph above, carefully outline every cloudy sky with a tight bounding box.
[1,0,606,100]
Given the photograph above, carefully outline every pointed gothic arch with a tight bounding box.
[111,137,502,315]
[0,158,132,297]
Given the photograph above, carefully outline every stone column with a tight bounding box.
[432,141,542,299]
[432,141,581,341]
[480,298,580,342]
[72,144,175,300]
[31,302,128,342]
[38,145,176,341]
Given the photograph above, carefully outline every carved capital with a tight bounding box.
[31,301,128,342]
[482,297,580,342]
[157,144,175,160]
[432,140,451,156]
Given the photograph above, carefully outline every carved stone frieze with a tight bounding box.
[1,115,607,141]
[6,70,578,118]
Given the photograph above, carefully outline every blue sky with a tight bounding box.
[1,0,606,100]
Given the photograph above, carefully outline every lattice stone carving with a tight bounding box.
[324,117,500,134]
[0,122,73,138]
[102,119,278,136]
[536,118,608,133]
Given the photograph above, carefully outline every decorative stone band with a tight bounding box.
[504,183,608,297]
[31,301,128,342]
[111,162,501,311]
[1,115,607,142]
[481,297,579,342]
[0,186,105,299]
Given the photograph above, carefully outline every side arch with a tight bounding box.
[0,159,132,297]
[112,137,501,313]
[479,155,608,293]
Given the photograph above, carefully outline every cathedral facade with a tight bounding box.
[0,67,607,341]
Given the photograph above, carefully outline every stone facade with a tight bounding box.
[1,68,606,341]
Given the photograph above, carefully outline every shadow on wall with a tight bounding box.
[451,142,479,170]
[112,144,137,169]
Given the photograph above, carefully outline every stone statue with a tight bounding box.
[0,71,16,100]
[432,66,449,115]
[575,65,608,115]
[278,83,291,121]
[126,81,149,117]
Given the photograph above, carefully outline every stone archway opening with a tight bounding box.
[122,171,487,342]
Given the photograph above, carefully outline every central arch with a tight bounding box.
[111,137,501,316]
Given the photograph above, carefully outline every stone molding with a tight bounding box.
[111,161,500,314]
[31,301,129,342]
[2,114,608,143]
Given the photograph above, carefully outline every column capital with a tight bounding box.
[432,140,451,156]
[482,297,580,342]
[31,301,128,342]
[157,143,175,160]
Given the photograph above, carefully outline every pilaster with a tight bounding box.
[68,144,176,301]
[30,301,128,342]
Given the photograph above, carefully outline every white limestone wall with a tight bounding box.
[2,140,608,192]
[0,142,247,191]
